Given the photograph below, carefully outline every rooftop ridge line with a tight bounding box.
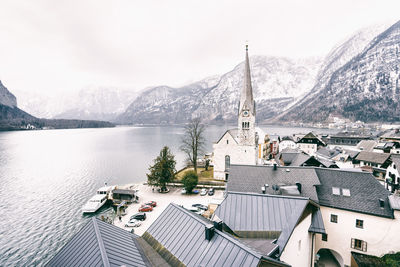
[92,217,110,267]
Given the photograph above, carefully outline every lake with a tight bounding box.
[0,125,336,266]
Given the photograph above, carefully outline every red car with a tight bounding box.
[145,201,157,207]
[139,205,153,212]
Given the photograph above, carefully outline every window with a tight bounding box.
[342,188,351,196]
[225,155,230,171]
[394,164,397,169]
[356,219,364,229]
[332,187,340,195]
[226,140,229,144]
[298,240,301,251]
[351,238,367,252]
[330,214,338,223]
[322,234,328,241]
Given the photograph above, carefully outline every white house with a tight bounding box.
[296,132,326,156]
[225,165,400,266]
[213,45,261,180]
[279,136,297,152]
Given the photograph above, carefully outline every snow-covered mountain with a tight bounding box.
[0,80,17,107]
[16,86,137,121]
[280,20,400,122]
[117,56,321,124]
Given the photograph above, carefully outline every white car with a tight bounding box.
[125,219,142,228]
[181,188,187,194]
[200,188,208,196]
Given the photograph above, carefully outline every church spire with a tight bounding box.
[239,44,255,115]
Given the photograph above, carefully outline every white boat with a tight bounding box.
[82,186,112,213]
[82,194,108,213]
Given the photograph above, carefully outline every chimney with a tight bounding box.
[379,199,385,208]
[296,183,302,194]
[273,163,277,170]
[213,221,223,231]
[205,225,215,241]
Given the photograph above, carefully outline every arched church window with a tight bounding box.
[225,155,230,171]
[242,122,245,129]
[248,122,250,128]
[226,139,229,144]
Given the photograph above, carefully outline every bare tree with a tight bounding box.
[180,118,206,173]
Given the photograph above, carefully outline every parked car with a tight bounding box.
[139,205,153,212]
[193,189,200,194]
[184,206,200,213]
[130,212,146,221]
[200,188,208,196]
[208,188,215,196]
[145,201,157,207]
[125,219,142,228]
[192,204,208,211]
[181,188,187,194]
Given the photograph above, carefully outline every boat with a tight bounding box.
[82,186,112,213]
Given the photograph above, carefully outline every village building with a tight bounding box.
[276,148,338,168]
[278,136,297,152]
[354,151,391,179]
[213,45,264,180]
[214,192,325,267]
[328,132,373,146]
[225,164,400,266]
[385,154,400,192]
[356,140,378,152]
[296,132,326,155]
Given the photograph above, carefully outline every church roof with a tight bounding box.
[239,45,255,116]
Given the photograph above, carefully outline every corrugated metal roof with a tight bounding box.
[145,203,288,267]
[227,165,320,201]
[355,151,391,164]
[214,191,314,254]
[46,218,148,267]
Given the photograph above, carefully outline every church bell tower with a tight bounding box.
[237,44,256,146]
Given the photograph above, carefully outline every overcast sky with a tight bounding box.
[0,0,399,95]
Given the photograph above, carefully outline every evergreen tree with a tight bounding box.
[147,146,176,192]
[182,171,198,193]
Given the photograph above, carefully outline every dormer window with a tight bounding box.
[342,188,351,196]
[332,187,340,195]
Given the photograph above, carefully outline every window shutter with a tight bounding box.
[351,238,355,249]
[362,241,367,252]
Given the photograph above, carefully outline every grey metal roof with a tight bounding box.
[144,203,288,267]
[214,191,317,254]
[390,154,400,168]
[46,218,148,267]
[315,168,393,218]
[227,165,321,201]
[309,209,326,234]
[355,151,391,164]
[316,147,341,159]
[389,195,400,210]
[112,189,136,195]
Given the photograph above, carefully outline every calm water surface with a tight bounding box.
[0,125,335,266]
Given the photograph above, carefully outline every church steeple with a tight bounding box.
[239,44,255,116]
[237,44,256,147]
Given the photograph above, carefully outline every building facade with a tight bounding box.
[213,45,259,180]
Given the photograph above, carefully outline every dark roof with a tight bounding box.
[215,192,321,254]
[227,165,321,201]
[144,203,289,267]
[309,209,326,234]
[281,136,294,141]
[355,151,391,164]
[112,189,136,195]
[315,168,393,218]
[46,218,148,267]
[351,252,386,267]
[316,147,341,159]
[297,132,326,146]
[227,164,394,218]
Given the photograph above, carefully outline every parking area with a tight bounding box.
[113,184,224,236]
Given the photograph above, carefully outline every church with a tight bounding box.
[213,45,266,180]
